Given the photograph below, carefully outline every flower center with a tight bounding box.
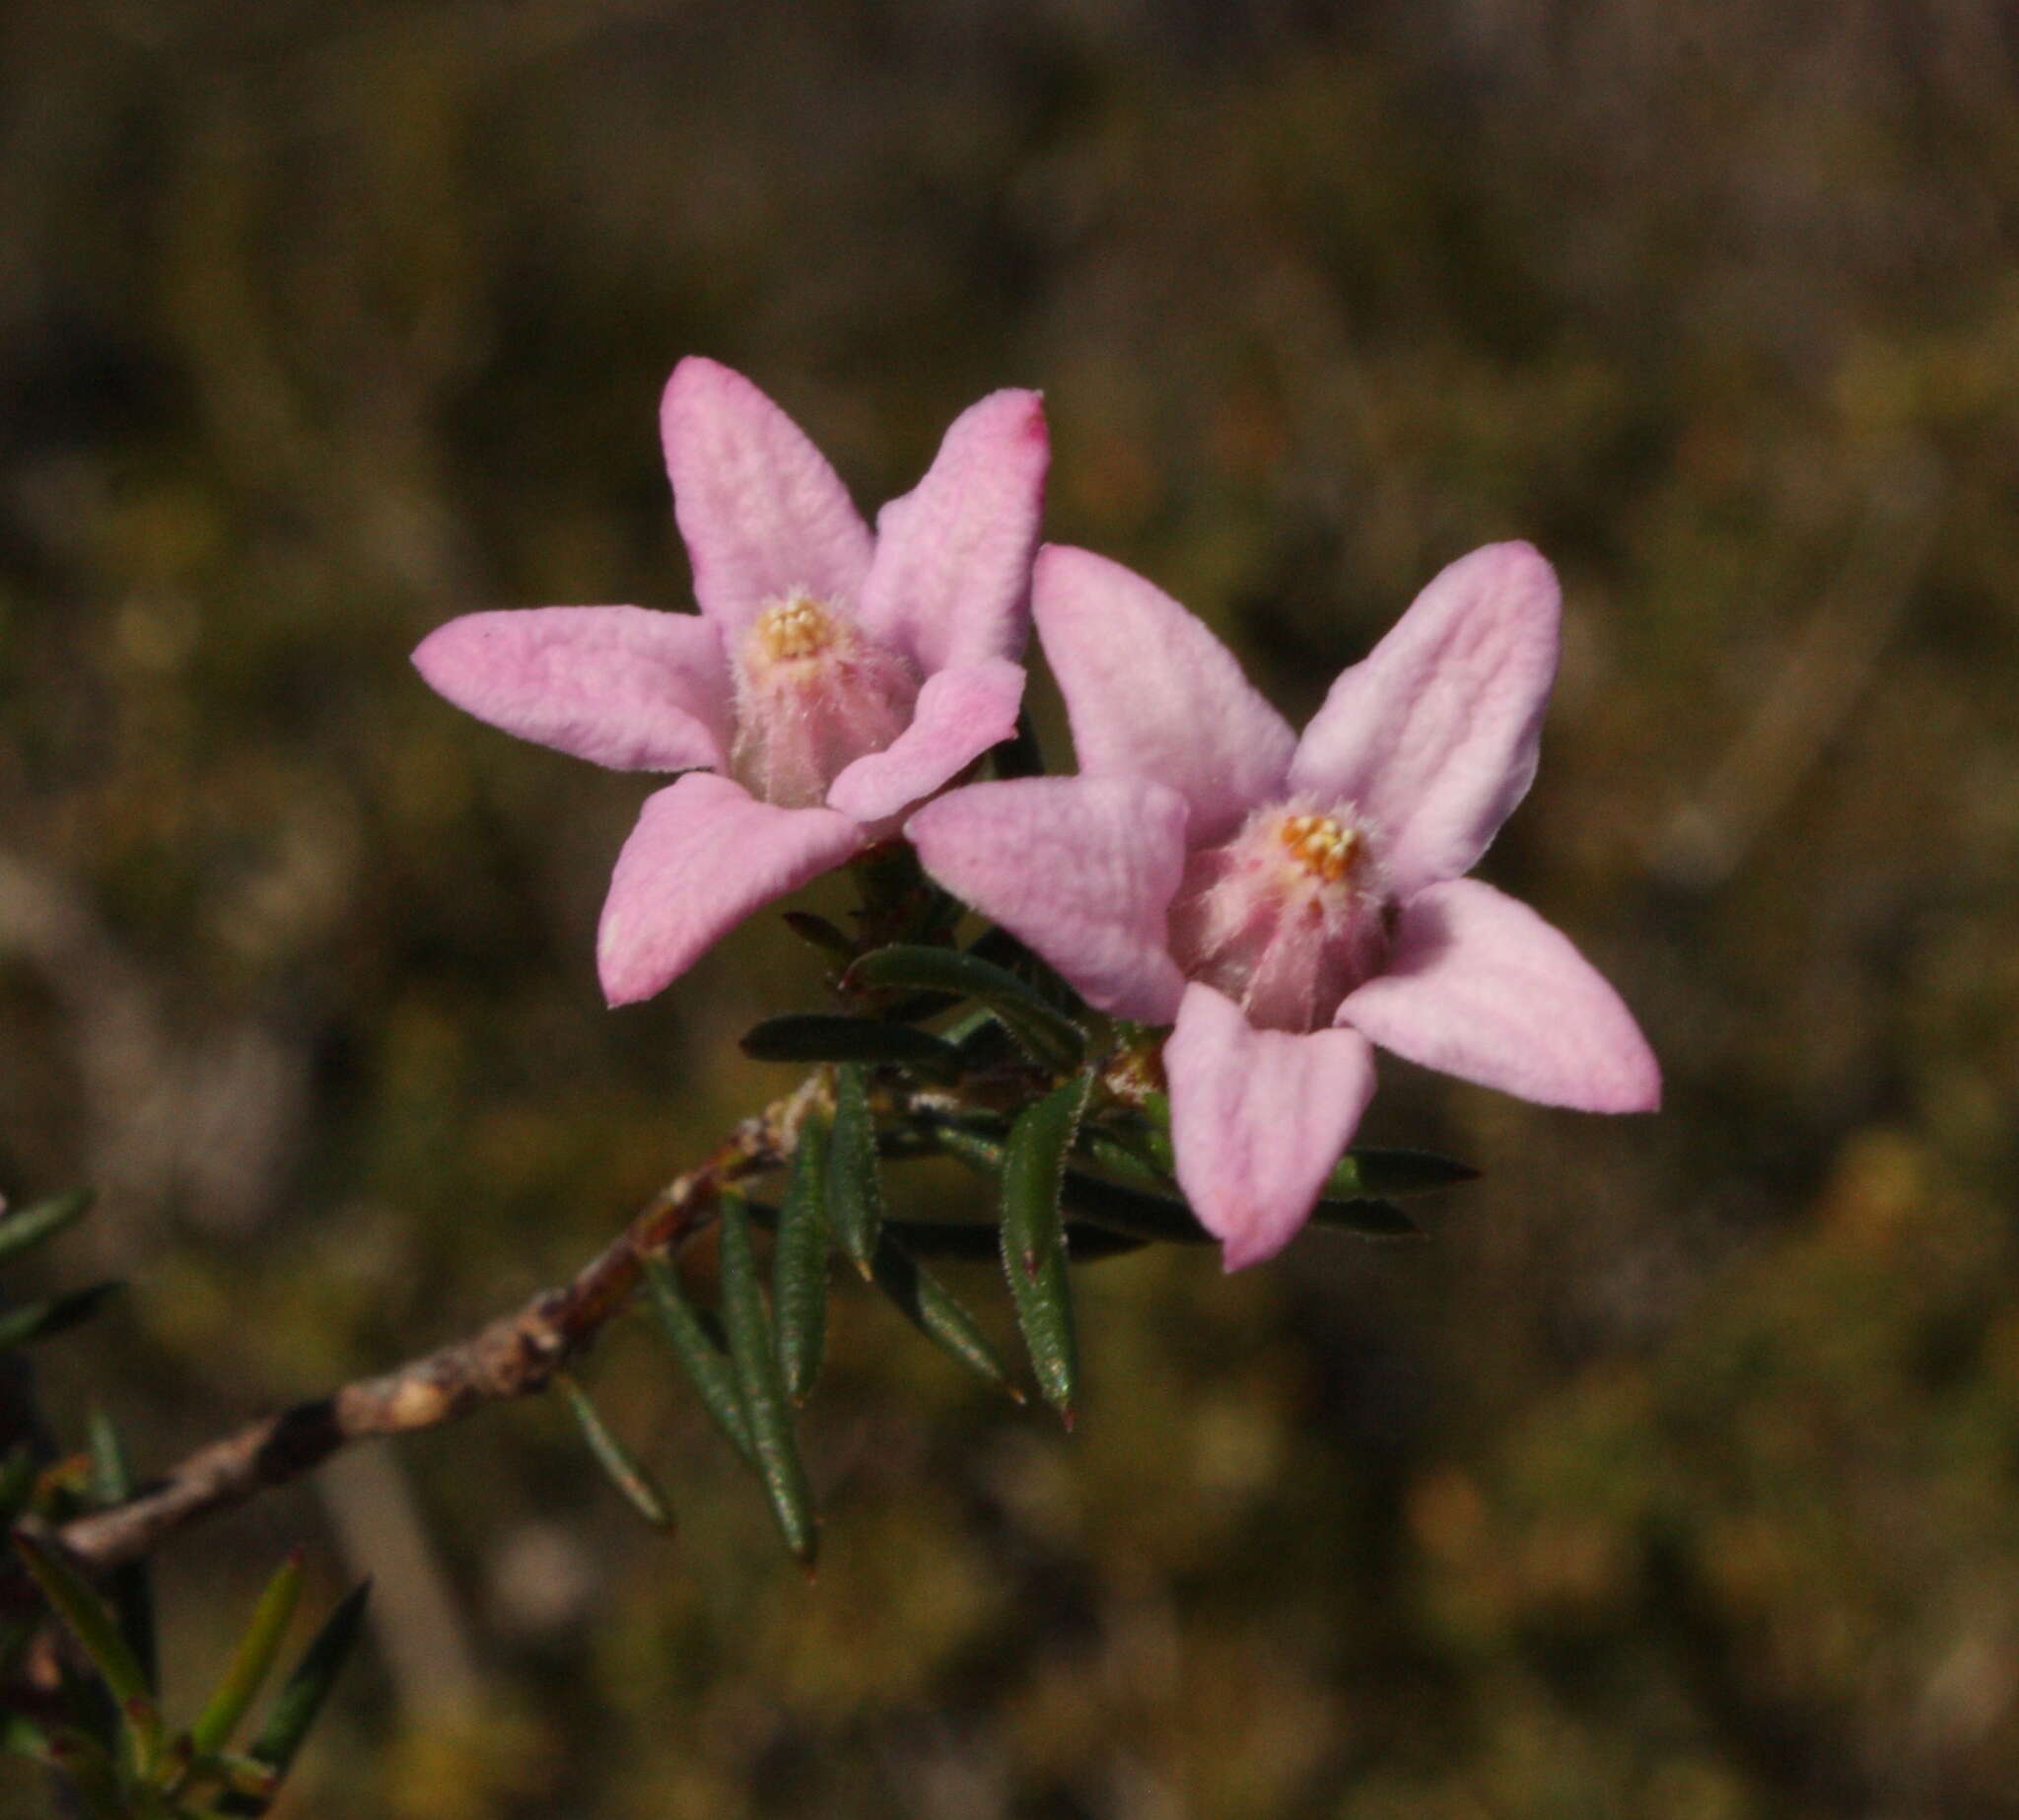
[752,591,838,664]
[731,589,920,809]
[1167,799,1390,1033]
[1278,811,1361,883]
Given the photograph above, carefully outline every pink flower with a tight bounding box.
[908,542,1659,1270]
[414,359,1049,1005]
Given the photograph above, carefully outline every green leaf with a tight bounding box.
[919,1117,1011,1175]
[935,1119,1203,1247]
[1328,1148,1479,1197]
[772,1114,831,1403]
[555,1374,676,1531]
[641,1256,756,1469]
[826,1064,885,1279]
[0,1281,122,1351]
[190,1552,306,1757]
[1124,1092,1180,1174]
[738,1014,961,1077]
[1060,1173,1214,1246]
[844,945,1086,1072]
[1066,1162,1418,1243]
[85,1410,131,1506]
[867,1235,1018,1393]
[12,1531,150,1711]
[243,1580,371,1785]
[199,1752,283,1810]
[1000,1074,1094,1426]
[881,1219,1147,1265]
[1310,1196,1423,1238]
[1073,1124,1169,1185]
[0,1189,93,1267]
[86,1410,156,1696]
[716,1195,818,1566]
[781,910,856,962]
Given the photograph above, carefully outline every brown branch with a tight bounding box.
[52,1077,829,1573]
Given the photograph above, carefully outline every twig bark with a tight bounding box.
[52,1077,828,1573]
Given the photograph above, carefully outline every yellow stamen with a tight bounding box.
[752,591,836,663]
[1277,811,1360,883]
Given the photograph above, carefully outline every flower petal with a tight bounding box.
[856,389,1048,674]
[907,776,1190,1023]
[661,358,875,640]
[827,658,1025,825]
[1165,983,1377,1271]
[1289,542,1561,898]
[412,605,731,772]
[1035,546,1295,846]
[1337,878,1659,1112]
[597,772,867,1007]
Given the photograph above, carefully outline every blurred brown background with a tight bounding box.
[5,1,2019,1814]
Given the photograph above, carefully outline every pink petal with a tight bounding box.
[1337,878,1660,1112]
[596,772,867,1007]
[907,776,1190,1023]
[1035,546,1295,846]
[412,605,731,772]
[1289,542,1561,898]
[1164,983,1378,1272]
[856,389,1048,674]
[661,358,875,640]
[827,658,1025,825]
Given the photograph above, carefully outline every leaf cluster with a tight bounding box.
[0,1193,368,1817]
[555,872,1476,1563]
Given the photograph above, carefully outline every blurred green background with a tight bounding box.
[5,1,2019,1814]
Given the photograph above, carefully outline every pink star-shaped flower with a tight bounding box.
[909,542,1659,1269]
[414,359,1048,1005]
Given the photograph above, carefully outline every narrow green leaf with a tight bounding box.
[844,945,1086,1071]
[1074,1124,1169,1185]
[187,1550,306,1757]
[1132,1092,1180,1170]
[85,1411,156,1696]
[0,1189,94,1267]
[868,1234,1018,1392]
[85,1410,130,1505]
[716,1195,818,1566]
[1068,1155,1418,1244]
[12,1532,149,1709]
[826,1064,885,1279]
[1060,1174,1214,1246]
[739,1015,961,1077]
[0,1281,122,1351]
[202,1751,283,1808]
[1328,1148,1480,1198]
[772,1114,831,1402]
[862,988,965,1025]
[1310,1196,1423,1238]
[641,1256,756,1469]
[244,1580,371,1784]
[1000,1074,1094,1426]
[936,1119,1204,1248]
[555,1375,676,1531]
[882,1219,1147,1265]
[781,910,856,962]
[921,1117,1011,1174]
